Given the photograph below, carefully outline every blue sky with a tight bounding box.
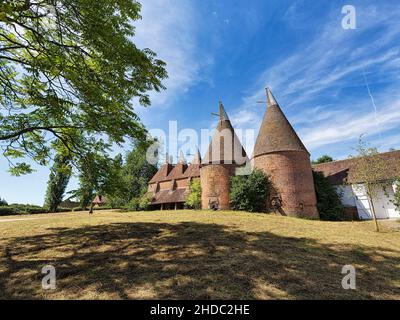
[1,0,400,205]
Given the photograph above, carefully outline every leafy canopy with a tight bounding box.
[312,155,334,165]
[0,0,167,175]
[350,137,395,231]
[44,152,72,212]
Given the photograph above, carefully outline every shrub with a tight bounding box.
[139,194,151,211]
[393,181,400,211]
[185,179,202,209]
[230,170,272,212]
[0,206,18,216]
[108,196,126,209]
[0,204,48,216]
[124,198,140,211]
[313,171,344,221]
[56,207,72,213]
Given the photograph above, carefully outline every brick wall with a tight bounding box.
[253,150,319,218]
[200,164,234,210]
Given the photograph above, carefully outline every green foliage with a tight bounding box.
[69,151,121,209]
[0,207,18,216]
[393,181,400,211]
[350,137,394,231]
[120,143,158,201]
[44,153,72,212]
[107,196,126,209]
[122,194,151,212]
[312,155,334,165]
[124,198,140,212]
[0,204,48,216]
[313,171,344,221]
[230,170,272,212]
[69,140,157,211]
[0,197,7,206]
[185,179,202,209]
[0,1,167,175]
[139,194,151,211]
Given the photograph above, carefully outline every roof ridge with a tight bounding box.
[312,149,400,167]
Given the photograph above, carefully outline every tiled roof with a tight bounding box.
[149,163,174,183]
[92,195,107,204]
[148,188,187,204]
[313,150,400,185]
[183,164,200,178]
[254,88,309,158]
[166,162,188,180]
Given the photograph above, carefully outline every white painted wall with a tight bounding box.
[348,183,400,220]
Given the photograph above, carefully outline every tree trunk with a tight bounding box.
[89,202,94,214]
[367,185,379,232]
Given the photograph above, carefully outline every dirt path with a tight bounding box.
[0,217,45,223]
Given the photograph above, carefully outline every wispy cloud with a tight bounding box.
[300,99,400,149]
[230,2,400,155]
[134,0,210,108]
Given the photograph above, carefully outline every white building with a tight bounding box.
[314,150,400,220]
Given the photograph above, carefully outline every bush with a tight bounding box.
[139,194,151,211]
[313,171,344,221]
[56,207,72,213]
[123,198,140,211]
[0,206,18,216]
[107,196,126,209]
[0,204,48,216]
[393,181,400,211]
[185,179,202,209]
[230,170,272,212]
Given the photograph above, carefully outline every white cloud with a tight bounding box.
[300,100,400,149]
[133,0,209,108]
[229,3,400,153]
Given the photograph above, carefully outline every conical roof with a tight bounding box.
[192,148,201,165]
[203,102,249,165]
[253,88,309,157]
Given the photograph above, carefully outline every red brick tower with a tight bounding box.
[253,88,319,218]
[201,102,248,210]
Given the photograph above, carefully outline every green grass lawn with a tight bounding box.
[0,210,399,300]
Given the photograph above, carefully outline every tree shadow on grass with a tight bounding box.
[0,222,399,299]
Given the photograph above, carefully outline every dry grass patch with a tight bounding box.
[0,210,399,299]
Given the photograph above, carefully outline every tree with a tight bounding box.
[122,143,158,201]
[68,150,117,213]
[350,137,391,232]
[312,155,334,165]
[0,197,7,206]
[230,170,272,212]
[44,152,72,212]
[313,171,344,221]
[0,1,167,175]
[185,179,202,210]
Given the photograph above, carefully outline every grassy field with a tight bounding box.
[0,210,399,300]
